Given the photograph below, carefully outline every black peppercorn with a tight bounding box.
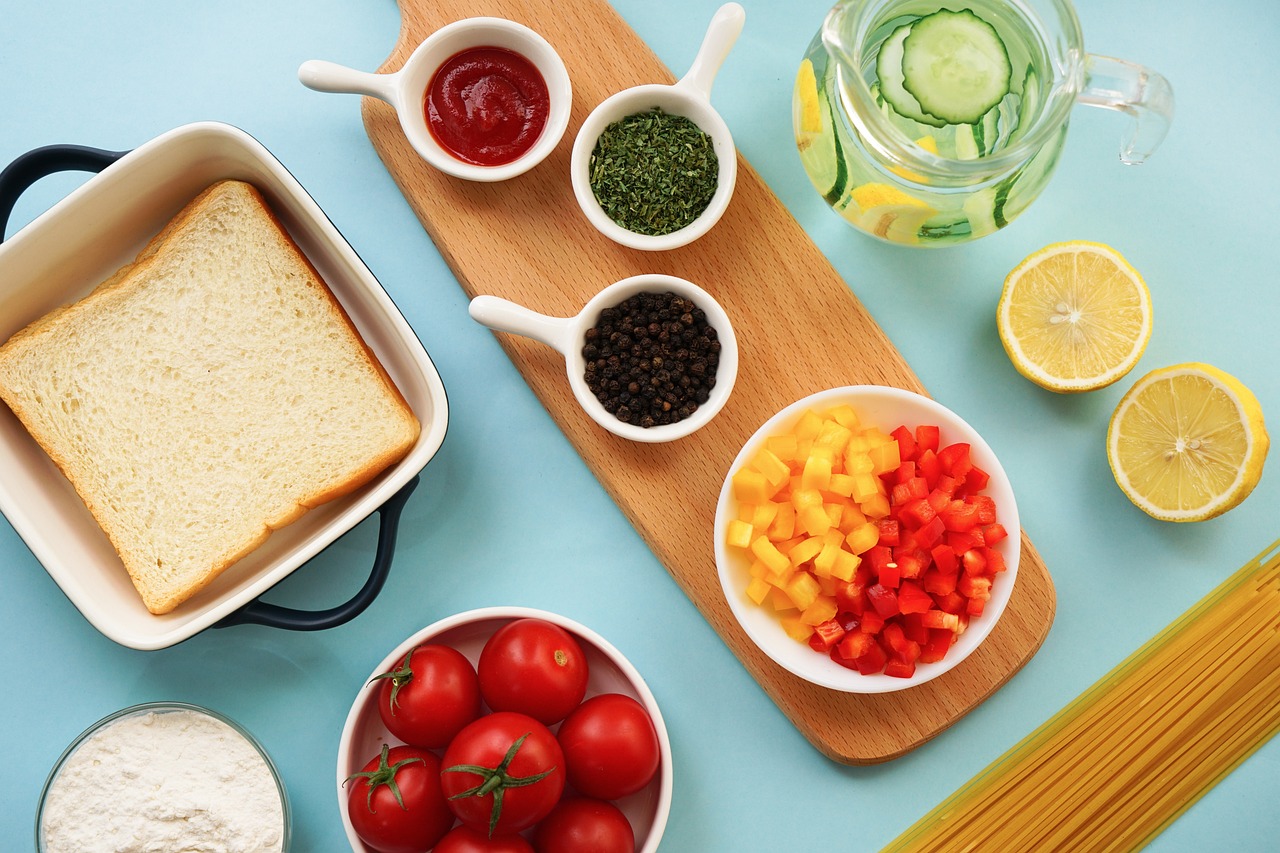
[582,291,720,428]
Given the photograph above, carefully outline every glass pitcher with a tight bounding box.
[793,0,1173,246]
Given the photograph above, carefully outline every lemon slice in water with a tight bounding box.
[997,241,1152,392]
[1108,363,1269,522]
[793,59,846,204]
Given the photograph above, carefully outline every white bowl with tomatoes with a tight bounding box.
[337,606,673,852]
[714,385,1021,694]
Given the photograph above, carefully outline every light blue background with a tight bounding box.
[2,0,1277,849]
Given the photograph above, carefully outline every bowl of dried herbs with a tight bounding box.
[571,3,744,250]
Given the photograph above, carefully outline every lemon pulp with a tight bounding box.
[1108,363,1269,522]
[997,241,1152,393]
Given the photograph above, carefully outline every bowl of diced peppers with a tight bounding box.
[714,386,1020,693]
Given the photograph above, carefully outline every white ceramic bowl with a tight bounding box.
[469,274,738,443]
[300,17,572,182]
[0,122,448,650]
[337,606,673,852]
[570,3,743,250]
[714,386,1020,693]
[36,702,290,851]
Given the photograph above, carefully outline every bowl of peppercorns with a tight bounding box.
[468,274,738,442]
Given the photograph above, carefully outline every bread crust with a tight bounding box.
[0,180,420,614]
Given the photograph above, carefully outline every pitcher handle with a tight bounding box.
[1078,54,1174,165]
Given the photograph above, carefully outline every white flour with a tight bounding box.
[40,707,285,852]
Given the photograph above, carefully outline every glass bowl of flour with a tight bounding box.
[36,702,290,852]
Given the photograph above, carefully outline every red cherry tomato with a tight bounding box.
[441,711,566,836]
[478,618,589,725]
[345,744,455,853]
[434,824,535,853]
[557,693,660,800]
[373,644,481,749]
[533,797,635,853]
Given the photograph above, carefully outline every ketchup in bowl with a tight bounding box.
[425,47,550,167]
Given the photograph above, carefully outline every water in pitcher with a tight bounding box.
[795,0,1069,245]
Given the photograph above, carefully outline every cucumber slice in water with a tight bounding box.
[876,22,947,128]
[901,8,1012,125]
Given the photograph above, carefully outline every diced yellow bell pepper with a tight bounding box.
[801,452,833,491]
[850,472,881,503]
[746,576,771,605]
[830,549,859,582]
[750,502,780,532]
[770,587,798,612]
[781,615,814,642]
[801,596,838,626]
[765,433,799,462]
[732,468,769,503]
[784,571,822,611]
[861,492,891,519]
[788,536,825,568]
[845,520,880,554]
[750,536,791,575]
[794,409,824,440]
[827,472,855,498]
[827,404,861,430]
[798,504,833,537]
[767,503,796,540]
[751,448,792,492]
[725,518,755,550]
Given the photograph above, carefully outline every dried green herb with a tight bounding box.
[588,108,718,236]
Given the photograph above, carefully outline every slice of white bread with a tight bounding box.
[0,180,421,614]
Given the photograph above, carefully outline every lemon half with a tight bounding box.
[1108,363,1269,522]
[997,241,1152,393]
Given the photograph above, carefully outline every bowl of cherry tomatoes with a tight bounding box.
[714,385,1021,694]
[337,606,673,853]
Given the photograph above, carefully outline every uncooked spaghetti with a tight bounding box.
[886,537,1280,852]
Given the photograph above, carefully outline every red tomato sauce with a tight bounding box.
[425,47,550,167]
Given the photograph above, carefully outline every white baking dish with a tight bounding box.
[0,121,448,650]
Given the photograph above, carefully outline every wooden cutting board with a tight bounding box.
[364,0,1056,764]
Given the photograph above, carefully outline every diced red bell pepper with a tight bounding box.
[808,618,846,652]
[866,583,900,617]
[878,559,901,589]
[881,622,921,663]
[922,567,958,596]
[897,580,933,614]
[919,628,954,663]
[884,657,917,679]
[915,424,941,455]
[938,442,973,479]
[930,542,958,575]
[875,519,900,548]
[916,448,942,489]
[957,573,992,601]
[962,465,990,494]
[891,425,917,461]
[941,500,982,532]
[921,609,961,631]
[934,590,967,615]
[915,515,947,550]
[983,547,1007,574]
[894,548,929,580]
[898,497,937,529]
[982,522,1008,546]
[859,609,886,635]
[901,612,931,644]
[969,494,998,525]
[961,548,988,577]
[947,529,985,554]
[834,580,866,614]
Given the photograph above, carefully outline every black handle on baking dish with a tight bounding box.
[0,143,128,240]
[214,474,420,632]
